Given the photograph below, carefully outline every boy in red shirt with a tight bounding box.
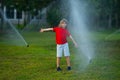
[40,19,77,71]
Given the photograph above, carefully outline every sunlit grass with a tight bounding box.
[0,32,120,80]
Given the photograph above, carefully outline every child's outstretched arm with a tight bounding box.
[69,35,78,48]
[40,28,53,32]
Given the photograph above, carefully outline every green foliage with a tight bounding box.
[46,5,62,26]
[16,24,25,30]
[1,0,120,29]
[2,0,56,11]
[89,0,120,28]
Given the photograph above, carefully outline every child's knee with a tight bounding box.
[65,56,70,58]
[57,57,61,59]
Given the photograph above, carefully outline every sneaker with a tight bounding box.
[57,67,62,71]
[67,66,71,71]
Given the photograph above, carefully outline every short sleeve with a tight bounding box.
[53,27,57,32]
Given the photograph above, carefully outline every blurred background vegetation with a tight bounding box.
[0,0,120,30]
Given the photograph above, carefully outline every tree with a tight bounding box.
[46,1,62,27]
[88,0,120,29]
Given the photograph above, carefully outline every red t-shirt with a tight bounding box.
[53,27,70,44]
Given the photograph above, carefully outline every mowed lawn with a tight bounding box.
[0,32,120,80]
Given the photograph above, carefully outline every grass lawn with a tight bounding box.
[0,31,120,80]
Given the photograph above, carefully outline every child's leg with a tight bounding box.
[57,57,61,67]
[63,43,70,66]
[57,44,63,68]
[66,56,71,67]
[56,57,62,71]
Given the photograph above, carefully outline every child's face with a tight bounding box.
[61,22,67,28]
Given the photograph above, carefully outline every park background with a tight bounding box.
[0,0,120,80]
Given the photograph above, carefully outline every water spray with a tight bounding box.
[22,18,36,32]
[88,56,92,63]
[0,9,29,47]
[105,29,120,40]
[67,0,94,67]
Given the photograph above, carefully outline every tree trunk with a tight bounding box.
[115,13,118,28]
[0,8,3,32]
[18,18,20,29]
[108,14,112,28]
[24,11,27,26]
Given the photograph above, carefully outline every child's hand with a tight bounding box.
[74,42,78,48]
[40,29,44,32]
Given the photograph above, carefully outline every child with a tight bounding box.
[40,19,77,71]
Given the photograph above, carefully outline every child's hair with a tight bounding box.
[60,18,68,24]
[59,18,68,28]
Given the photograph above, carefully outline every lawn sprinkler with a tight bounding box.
[27,44,29,47]
[89,59,92,63]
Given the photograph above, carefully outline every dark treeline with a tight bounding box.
[47,0,120,30]
[0,0,120,30]
[88,0,120,29]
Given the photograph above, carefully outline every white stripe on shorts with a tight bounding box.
[57,43,70,57]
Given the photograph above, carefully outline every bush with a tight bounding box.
[16,24,25,30]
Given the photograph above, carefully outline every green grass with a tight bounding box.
[0,32,120,80]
